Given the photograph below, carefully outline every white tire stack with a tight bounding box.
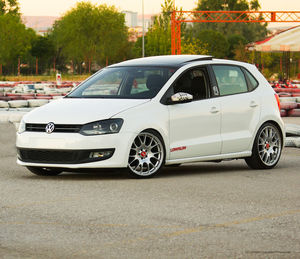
[8,100,28,108]
[28,99,49,107]
[285,124,300,148]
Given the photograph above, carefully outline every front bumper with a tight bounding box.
[16,131,135,168]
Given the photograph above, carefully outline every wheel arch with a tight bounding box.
[261,120,284,144]
[140,128,167,155]
[248,119,285,154]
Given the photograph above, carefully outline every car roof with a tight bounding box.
[109,55,213,68]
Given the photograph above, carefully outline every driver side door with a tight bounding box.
[166,67,222,160]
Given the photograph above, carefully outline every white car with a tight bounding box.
[16,55,284,178]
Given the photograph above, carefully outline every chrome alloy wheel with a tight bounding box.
[257,125,282,166]
[128,132,164,176]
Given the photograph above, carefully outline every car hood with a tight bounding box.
[23,98,150,124]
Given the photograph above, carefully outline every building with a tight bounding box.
[122,11,138,28]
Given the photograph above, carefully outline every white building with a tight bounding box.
[123,11,138,28]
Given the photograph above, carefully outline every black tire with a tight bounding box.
[127,130,165,178]
[26,166,62,176]
[245,122,283,169]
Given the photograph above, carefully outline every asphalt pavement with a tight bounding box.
[0,120,300,258]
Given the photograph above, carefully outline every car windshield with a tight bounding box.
[67,66,177,99]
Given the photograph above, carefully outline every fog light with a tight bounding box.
[89,151,113,159]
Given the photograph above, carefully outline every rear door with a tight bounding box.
[211,65,261,154]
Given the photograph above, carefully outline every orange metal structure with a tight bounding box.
[171,11,300,54]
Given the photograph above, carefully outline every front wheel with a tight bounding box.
[127,130,165,178]
[26,166,62,176]
[245,123,283,169]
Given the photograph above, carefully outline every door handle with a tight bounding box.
[210,107,219,114]
[250,101,258,108]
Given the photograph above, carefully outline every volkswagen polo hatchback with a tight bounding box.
[16,55,284,178]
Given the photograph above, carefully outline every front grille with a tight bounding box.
[26,123,82,133]
[17,148,114,164]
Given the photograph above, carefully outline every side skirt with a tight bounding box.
[165,151,252,165]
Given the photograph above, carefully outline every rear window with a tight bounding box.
[212,65,248,96]
[242,68,259,91]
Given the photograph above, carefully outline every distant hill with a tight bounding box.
[22,16,59,30]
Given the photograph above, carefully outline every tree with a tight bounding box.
[227,34,247,59]
[50,2,130,71]
[140,0,173,56]
[186,0,267,55]
[197,30,229,58]
[181,38,208,55]
[0,0,19,16]
[30,35,55,74]
[0,14,36,69]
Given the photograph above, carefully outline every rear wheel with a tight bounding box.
[26,166,62,176]
[127,130,165,178]
[245,123,282,169]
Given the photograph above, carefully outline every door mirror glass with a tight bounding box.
[169,92,193,104]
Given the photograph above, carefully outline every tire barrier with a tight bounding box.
[279,97,297,103]
[275,88,300,117]
[286,124,300,136]
[285,137,297,147]
[28,99,49,107]
[0,101,9,108]
[0,96,11,101]
[280,109,287,117]
[278,93,292,97]
[288,109,300,117]
[280,102,298,110]
[285,124,300,148]
[285,137,300,148]
[8,100,28,108]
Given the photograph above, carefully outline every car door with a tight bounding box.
[165,67,222,160]
[211,64,261,154]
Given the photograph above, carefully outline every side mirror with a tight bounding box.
[168,92,193,104]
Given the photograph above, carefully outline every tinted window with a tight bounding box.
[171,68,208,100]
[212,65,248,96]
[67,67,176,99]
[243,68,258,91]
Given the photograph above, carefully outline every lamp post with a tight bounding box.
[142,0,145,57]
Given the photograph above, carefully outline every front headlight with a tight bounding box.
[18,119,26,134]
[80,119,123,136]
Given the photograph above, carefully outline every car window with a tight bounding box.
[212,65,248,96]
[68,67,176,99]
[242,68,258,91]
[172,68,208,100]
[81,70,123,96]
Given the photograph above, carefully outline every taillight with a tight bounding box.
[274,93,280,111]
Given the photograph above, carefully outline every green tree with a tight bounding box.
[181,38,208,55]
[196,30,229,58]
[0,0,19,16]
[51,2,130,71]
[141,0,173,56]
[0,14,36,70]
[30,35,55,73]
[185,0,267,57]
[227,34,247,59]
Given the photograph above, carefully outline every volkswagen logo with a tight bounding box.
[45,122,55,134]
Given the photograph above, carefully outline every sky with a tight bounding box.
[18,0,300,17]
